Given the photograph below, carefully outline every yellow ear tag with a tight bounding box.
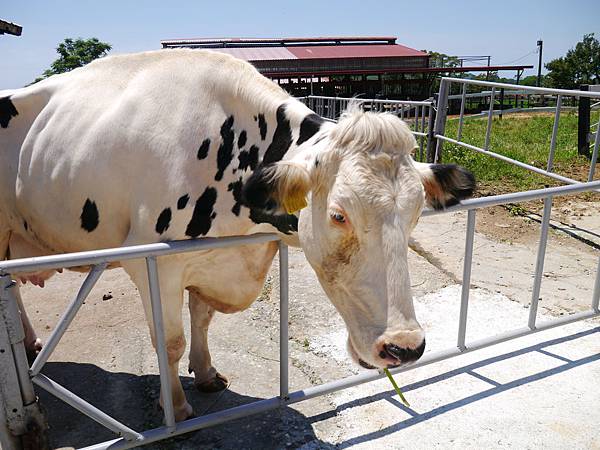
[283,194,308,214]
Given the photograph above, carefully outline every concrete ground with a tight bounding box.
[13,205,600,449]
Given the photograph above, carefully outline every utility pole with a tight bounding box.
[536,40,543,87]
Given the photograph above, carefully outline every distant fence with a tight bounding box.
[434,78,600,180]
[302,95,436,161]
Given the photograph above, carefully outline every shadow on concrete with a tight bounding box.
[38,362,330,449]
[306,326,600,449]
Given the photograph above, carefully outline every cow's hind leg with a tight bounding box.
[0,229,41,361]
[187,288,228,393]
[122,258,193,422]
[14,284,43,361]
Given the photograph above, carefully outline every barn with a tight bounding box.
[160,36,532,99]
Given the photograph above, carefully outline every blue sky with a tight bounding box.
[1,0,599,88]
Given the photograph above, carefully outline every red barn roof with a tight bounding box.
[287,44,427,59]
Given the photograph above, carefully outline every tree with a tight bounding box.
[421,51,466,97]
[519,75,544,86]
[545,33,600,89]
[32,37,111,84]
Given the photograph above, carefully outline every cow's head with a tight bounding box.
[243,105,475,369]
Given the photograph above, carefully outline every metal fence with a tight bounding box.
[433,77,600,182]
[303,95,436,162]
[2,81,600,449]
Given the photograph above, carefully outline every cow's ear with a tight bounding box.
[242,162,311,215]
[415,163,476,210]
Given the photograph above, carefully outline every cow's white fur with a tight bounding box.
[0,50,470,420]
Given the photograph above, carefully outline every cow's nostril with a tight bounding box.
[384,343,409,361]
[383,339,426,362]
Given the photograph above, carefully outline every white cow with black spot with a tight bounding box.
[0,49,475,420]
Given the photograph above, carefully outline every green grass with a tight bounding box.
[439,111,600,194]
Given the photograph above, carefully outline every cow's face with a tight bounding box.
[243,107,474,369]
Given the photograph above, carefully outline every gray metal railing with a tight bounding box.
[434,77,600,182]
[2,180,599,449]
[2,81,600,449]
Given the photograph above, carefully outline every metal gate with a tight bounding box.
[1,80,600,449]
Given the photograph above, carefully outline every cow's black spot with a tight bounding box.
[237,145,259,172]
[23,220,28,231]
[238,130,247,149]
[258,113,267,140]
[228,178,244,216]
[185,187,218,238]
[314,158,319,167]
[249,209,298,235]
[215,116,235,181]
[262,104,292,165]
[241,166,278,211]
[253,115,258,122]
[197,138,211,160]
[0,97,18,129]
[80,199,99,232]
[177,194,190,210]
[297,114,324,146]
[155,208,172,234]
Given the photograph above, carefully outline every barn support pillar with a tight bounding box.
[0,275,49,450]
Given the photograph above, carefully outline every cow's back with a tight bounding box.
[1,50,284,257]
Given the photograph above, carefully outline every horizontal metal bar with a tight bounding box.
[81,397,283,450]
[421,180,600,216]
[30,264,107,376]
[443,77,600,99]
[435,135,580,185]
[0,233,280,274]
[2,181,598,277]
[33,374,142,442]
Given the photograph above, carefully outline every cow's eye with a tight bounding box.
[331,211,346,224]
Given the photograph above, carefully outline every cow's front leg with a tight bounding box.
[187,288,228,393]
[122,259,193,422]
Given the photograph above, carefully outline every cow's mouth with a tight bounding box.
[358,359,376,370]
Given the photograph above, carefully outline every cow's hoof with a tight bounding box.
[195,372,229,393]
[26,338,43,365]
[173,401,194,422]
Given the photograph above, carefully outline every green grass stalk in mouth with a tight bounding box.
[383,368,410,407]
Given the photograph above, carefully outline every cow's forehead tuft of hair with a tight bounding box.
[331,105,417,157]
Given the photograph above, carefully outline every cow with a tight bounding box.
[0,49,475,421]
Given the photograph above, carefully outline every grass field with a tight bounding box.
[437,111,600,195]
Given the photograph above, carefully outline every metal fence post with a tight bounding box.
[528,196,553,329]
[0,274,48,449]
[425,103,436,163]
[592,256,600,313]
[278,241,289,400]
[432,79,450,163]
[145,257,176,430]
[578,85,591,157]
[457,210,476,350]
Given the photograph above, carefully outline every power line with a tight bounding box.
[497,49,538,66]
